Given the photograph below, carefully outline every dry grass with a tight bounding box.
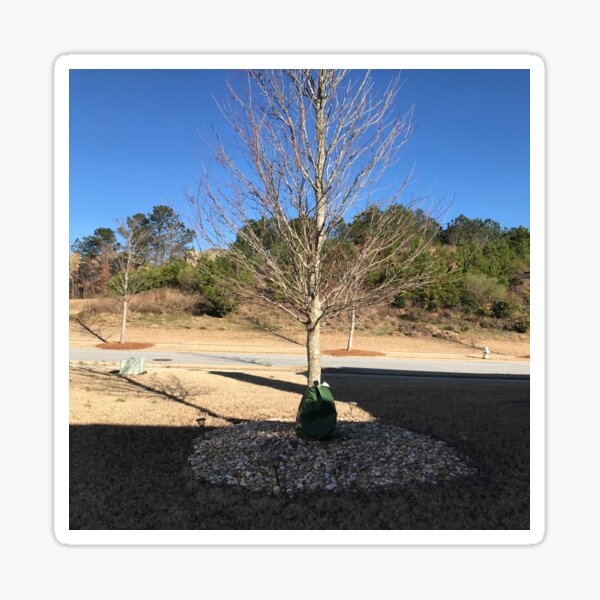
[69,366,530,530]
[70,298,531,358]
[72,289,205,317]
[70,367,372,427]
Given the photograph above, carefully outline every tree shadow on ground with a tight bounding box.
[72,316,109,343]
[70,424,206,529]
[210,370,305,395]
[69,367,530,530]
[209,367,529,415]
[69,394,530,530]
[231,315,304,346]
[209,368,530,484]
[74,366,247,424]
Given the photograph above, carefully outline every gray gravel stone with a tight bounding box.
[188,421,477,497]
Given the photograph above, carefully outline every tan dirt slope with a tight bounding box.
[69,300,529,361]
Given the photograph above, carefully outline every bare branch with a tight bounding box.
[188,70,443,382]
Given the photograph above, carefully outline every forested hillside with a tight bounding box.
[70,205,530,334]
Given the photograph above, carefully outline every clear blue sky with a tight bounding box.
[69,69,529,246]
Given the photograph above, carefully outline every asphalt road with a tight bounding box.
[69,347,530,379]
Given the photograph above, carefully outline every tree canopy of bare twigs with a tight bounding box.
[188,69,442,383]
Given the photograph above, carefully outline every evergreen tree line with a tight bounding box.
[69,205,530,328]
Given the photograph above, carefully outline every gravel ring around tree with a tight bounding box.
[188,421,477,496]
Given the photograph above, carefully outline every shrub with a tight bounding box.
[513,318,530,333]
[476,305,492,317]
[458,320,470,333]
[461,273,507,310]
[203,286,237,317]
[391,293,406,308]
[176,254,241,317]
[423,289,439,312]
[459,294,478,313]
[490,300,513,319]
[176,264,202,292]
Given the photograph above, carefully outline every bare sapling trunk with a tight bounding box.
[120,297,128,343]
[346,308,356,352]
[306,320,321,384]
[119,269,130,344]
[306,70,327,384]
[111,216,149,345]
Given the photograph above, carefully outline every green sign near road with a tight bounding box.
[119,357,146,375]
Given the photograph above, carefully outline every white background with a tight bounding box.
[1,1,597,598]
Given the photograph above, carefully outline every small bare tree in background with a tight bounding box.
[109,215,150,344]
[189,69,441,383]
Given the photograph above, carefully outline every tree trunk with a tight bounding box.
[346,308,356,351]
[304,70,328,386]
[120,298,128,343]
[306,321,321,385]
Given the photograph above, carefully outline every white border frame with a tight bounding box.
[55,53,545,545]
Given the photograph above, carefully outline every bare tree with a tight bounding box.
[189,69,440,383]
[69,252,81,299]
[347,307,357,352]
[340,206,443,352]
[109,215,150,344]
[70,228,119,298]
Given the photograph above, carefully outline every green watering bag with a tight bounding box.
[295,382,337,441]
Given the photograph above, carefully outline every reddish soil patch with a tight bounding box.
[96,342,154,350]
[323,349,386,357]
